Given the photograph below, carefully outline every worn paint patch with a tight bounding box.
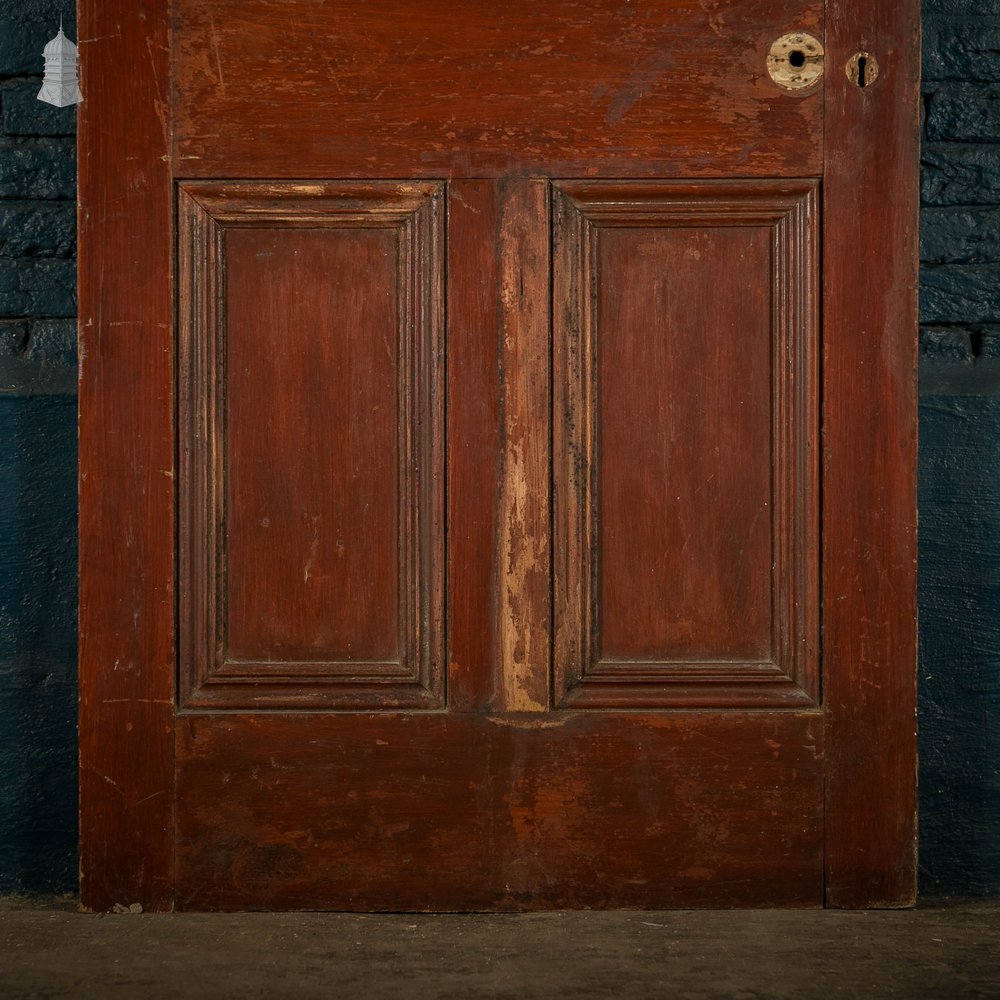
[496,183,550,713]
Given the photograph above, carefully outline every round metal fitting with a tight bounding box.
[846,51,879,88]
[767,32,825,92]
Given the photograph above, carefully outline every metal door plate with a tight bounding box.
[767,32,825,92]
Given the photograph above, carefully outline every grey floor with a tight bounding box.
[1,897,998,999]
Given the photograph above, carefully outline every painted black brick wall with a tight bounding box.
[0,2,999,897]
[920,0,1000,896]
[0,0,77,894]
[0,1,75,394]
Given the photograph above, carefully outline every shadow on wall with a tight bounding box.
[0,395,77,893]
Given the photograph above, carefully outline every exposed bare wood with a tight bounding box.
[496,181,551,713]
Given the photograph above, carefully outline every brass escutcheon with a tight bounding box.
[846,51,879,88]
[767,32,825,92]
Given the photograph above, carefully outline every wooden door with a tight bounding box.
[78,0,919,910]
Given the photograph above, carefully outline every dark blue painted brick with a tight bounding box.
[926,84,1000,143]
[0,318,76,394]
[922,207,1000,264]
[922,144,1000,206]
[0,138,74,199]
[923,1,1000,14]
[2,81,76,137]
[0,202,75,258]
[979,325,1000,358]
[0,21,47,76]
[921,326,976,362]
[0,665,77,894]
[919,327,1000,395]
[0,394,78,894]
[0,258,75,317]
[924,19,1000,82]
[922,323,1000,361]
[0,3,74,74]
[26,318,75,367]
[919,393,1000,896]
[0,1,75,19]
[0,318,29,356]
[921,265,1000,324]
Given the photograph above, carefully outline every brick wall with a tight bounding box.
[0,2,75,393]
[919,0,1000,896]
[922,1,1000,353]
[0,0,77,894]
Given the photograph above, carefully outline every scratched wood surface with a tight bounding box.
[174,712,824,910]
[223,227,402,662]
[551,181,820,710]
[77,0,175,912]
[822,0,920,906]
[177,182,445,710]
[171,0,824,179]
[447,180,552,715]
[79,0,919,910]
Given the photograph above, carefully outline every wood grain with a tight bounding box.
[224,226,401,663]
[553,181,819,709]
[823,1,920,906]
[495,181,551,712]
[445,181,502,713]
[77,0,175,912]
[175,712,824,910]
[171,0,824,180]
[447,180,550,713]
[177,183,445,710]
[78,0,919,911]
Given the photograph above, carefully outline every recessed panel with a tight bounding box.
[553,180,819,708]
[178,182,445,709]
[224,226,400,663]
[597,224,774,663]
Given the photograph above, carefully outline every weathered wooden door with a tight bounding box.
[79,0,919,910]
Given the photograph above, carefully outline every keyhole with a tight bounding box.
[846,51,879,89]
[789,50,806,68]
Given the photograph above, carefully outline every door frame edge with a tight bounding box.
[822,0,921,908]
[77,0,176,912]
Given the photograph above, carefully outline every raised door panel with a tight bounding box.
[178,182,445,709]
[553,180,819,708]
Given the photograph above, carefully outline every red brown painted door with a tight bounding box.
[78,1,919,910]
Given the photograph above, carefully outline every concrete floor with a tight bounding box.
[1,898,998,999]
